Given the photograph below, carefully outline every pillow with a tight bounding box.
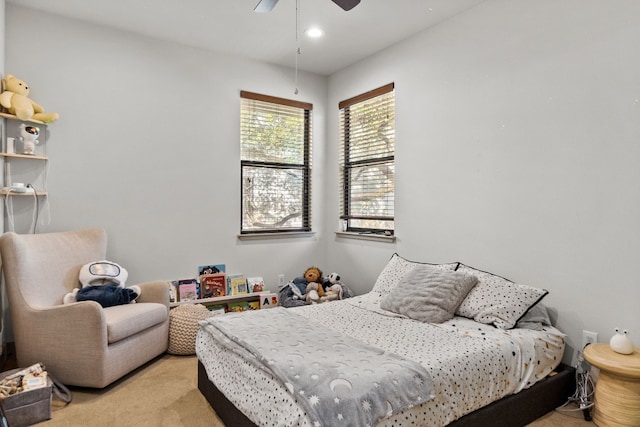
[371,253,458,296]
[515,303,552,330]
[455,264,548,329]
[380,266,478,323]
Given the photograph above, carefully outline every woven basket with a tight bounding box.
[168,304,213,355]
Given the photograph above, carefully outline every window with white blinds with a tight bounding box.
[240,91,312,234]
[339,83,395,234]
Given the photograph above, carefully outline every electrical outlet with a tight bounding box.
[582,330,598,349]
[278,274,285,287]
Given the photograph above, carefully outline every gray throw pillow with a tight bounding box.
[371,253,458,296]
[381,266,478,323]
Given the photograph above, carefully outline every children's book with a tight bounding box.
[247,301,260,310]
[228,274,248,295]
[199,273,227,298]
[205,304,226,316]
[168,281,178,303]
[177,278,198,302]
[198,264,226,276]
[247,276,265,293]
[227,301,250,313]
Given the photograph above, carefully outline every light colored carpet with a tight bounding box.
[44,354,224,427]
[528,406,594,427]
[41,353,594,426]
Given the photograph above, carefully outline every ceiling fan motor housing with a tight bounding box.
[255,0,361,13]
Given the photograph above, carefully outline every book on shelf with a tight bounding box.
[199,273,227,298]
[168,281,178,303]
[227,274,248,295]
[177,278,198,302]
[247,276,265,293]
[227,301,250,313]
[198,264,225,276]
[205,304,226,316]
[259,292,279,309]
[247,301,260,311]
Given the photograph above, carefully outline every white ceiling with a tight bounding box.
[8,0,484,76]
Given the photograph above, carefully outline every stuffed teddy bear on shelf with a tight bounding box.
[63,260,141,307]
[0,74,59,123]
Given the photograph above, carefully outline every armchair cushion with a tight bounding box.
[104,303,168,344]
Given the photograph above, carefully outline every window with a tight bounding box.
[339,83,395,234]
[240,91,312,234]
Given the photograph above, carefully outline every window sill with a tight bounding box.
[237,231,316,241]
[335,231,396,243]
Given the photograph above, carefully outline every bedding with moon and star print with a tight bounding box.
[196,293,565,427]
[198,307,434,427]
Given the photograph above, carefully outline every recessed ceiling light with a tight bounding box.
[305,27,324,38]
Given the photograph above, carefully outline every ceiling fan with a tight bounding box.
[254,0,361,13]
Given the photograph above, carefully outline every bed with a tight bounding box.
[196,254,575,426]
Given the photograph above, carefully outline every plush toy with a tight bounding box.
[320,272,344,302]
[305,282,322,304]
[289,277,308,299]
[321,285,343,302]
[302,266,325,304]
[63,260,141,307]
[279,270,353,307]
[322,272,340,292]
[0,74,59,123]
[19,124,39,155]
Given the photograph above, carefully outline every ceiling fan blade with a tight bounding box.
[332,0,361,11]
[254,0,279,13]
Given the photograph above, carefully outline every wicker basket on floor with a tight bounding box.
[168,304,213,355]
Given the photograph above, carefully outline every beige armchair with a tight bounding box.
[0,228,169,388]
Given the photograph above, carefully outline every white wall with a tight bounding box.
[327,0,640,363]
[4,4,328,289]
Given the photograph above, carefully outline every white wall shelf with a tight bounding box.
[170,291,274,308]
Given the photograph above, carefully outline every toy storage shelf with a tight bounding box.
[0,152,48,197]
[0,189,47,197]
[0,112,45,125]
[170,292,270,308]
[1,113,49,182]
[1,113,50,233]
[0,153,47,161]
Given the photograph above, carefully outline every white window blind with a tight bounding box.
[240,91,312,233]
[339,83,395,233]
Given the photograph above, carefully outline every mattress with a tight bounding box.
[196,292,565,427]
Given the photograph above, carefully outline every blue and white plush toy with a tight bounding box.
[63,261,141,307]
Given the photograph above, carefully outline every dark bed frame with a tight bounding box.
[198,360,576,427]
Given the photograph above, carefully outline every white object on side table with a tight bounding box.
[610,328,635,355]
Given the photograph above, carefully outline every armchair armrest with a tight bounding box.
[19,301,108,355]
[136,280,170,307]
